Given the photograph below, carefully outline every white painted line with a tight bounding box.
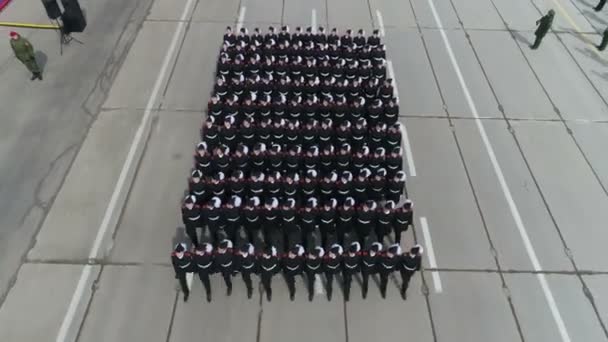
[388,59,416,177]
[376,10,385,37]
[314,274,324,294]
[55,0,197,341]
[186,272,194,290]
[236,6,246,33]
[311,9,317,34]
[426,0,571,341]
[420,217,442,293]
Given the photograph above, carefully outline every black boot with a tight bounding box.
[400,287,407,300]
[184,292,189,302]
[30,73,37,81]
[36,72,43,80]
[247,287,253,299]
[290,292,295,301]
[266,289,272,302]
[308,293,313,302]
[206,292,212,302]
[227,285,232,296]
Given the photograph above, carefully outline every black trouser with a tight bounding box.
[285,272,299,297]
[325,271,338,299]
[176,271,189,295]
[242,271,253,292]
[357,223,372,245]
[219,269,232,290]
[361,267,374,296]
[400,269,415,294]
[185,223,199,248]
[376,224,390,244]
[379,269,394,296]
[306,270,318,298]
[595,0,606,11]
[394,226,407,245]
[261,272,273,299]
[343,270,356,300]
[531,33,545,49]
[224,221,239,241]
[197,270,212,295]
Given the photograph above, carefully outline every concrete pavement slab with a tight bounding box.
[0,263,99,341]
[148,0,188,21]
[327,0,373,34]
[430,272,521,342]
[161,22,224,111]
[406,118,496,269]
[259,277,346,342]
[570,0,608,32]
[507,273,608,342]
[558,32,608,102]
[169,276,259,341]
[283,0,326,29]
[420,29,502,118]
[452,119,574,271]
[468,30,557,119]
[583,275,608,325]
[384,29,445,116]
[109,111,200,264]
[192,0,240,23]
[347,272,434,342]
[0,0,49,23]
[104,21,178,109]
[513,120,608,271]
[450,0,505,30]
[569,122,608,190]
[369,0,416,29]
[491,0,545,31]
[242,0,283,26]
[515,33,608,121]
[409,0,460,29]
[28,109,143,261]
[77,265,176,342]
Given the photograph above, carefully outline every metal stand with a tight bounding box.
[53,18,83,55]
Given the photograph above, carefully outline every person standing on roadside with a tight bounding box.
[531,10,555,50]
[596,28,608,51]
[594,0,606,12]
[9,31,42,80]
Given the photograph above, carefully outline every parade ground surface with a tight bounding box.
[1,0,608,341]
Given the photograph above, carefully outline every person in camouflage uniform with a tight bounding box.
[9,31,42,80]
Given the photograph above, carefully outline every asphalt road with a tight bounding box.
[1,0,608,341]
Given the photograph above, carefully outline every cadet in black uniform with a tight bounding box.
[236,243,257,299]
[299,197,318,247]
[171,243,192,302]
[337,197,356,245]
[188,169,207,204]
[222,196,242,242]
[243,197,262,243]
[181,195,201,248]
[281,198,300,248]
[283,244,305,300]
[262,197,280,243]
[379,244,401,298]
[342,242,361,301]
[323,244,343,300]
[399,245,423,299]
[361,242,382,298]
[319,198,338,247]
[376,201,395,244]
[356,200,377,244]
[259,245,280,301]
[367,29,381,48]
[393,199,413,245]
[192,243,214,302]
[387,170,406,203]
[215,239,234,296]
[304,246,324,301]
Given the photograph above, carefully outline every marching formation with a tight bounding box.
[175,25,421,302]
[172,240,423,302]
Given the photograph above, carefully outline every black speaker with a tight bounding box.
[61,1,86,34]
[41,0,62,20]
